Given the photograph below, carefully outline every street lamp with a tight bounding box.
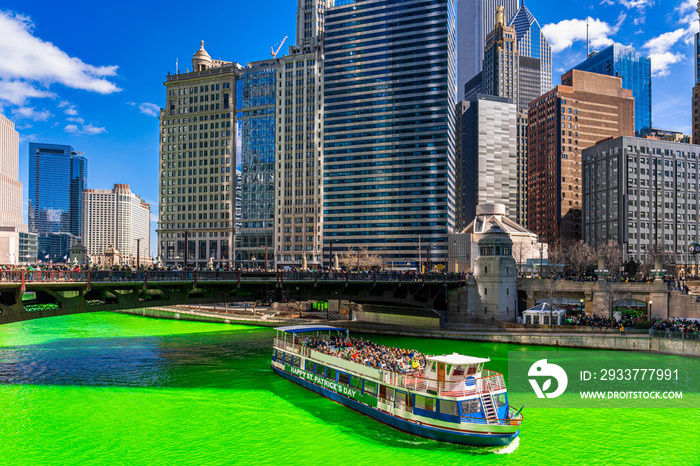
[648,300,653,319]
[580,298,584,313]
[328,240,335,271]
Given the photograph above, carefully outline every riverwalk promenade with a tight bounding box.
[115,306,700,357]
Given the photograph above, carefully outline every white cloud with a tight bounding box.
[601,0,653,10]
[641,2,700,77]
[677,0,697,14]
[138,102,160,117]
[0,11,121,94]
[66,116,84,124]
[82,124,106,134]
[12,106,51,121]
[64,122,106,135]
[0,80,55,105]
[542,17,618,53]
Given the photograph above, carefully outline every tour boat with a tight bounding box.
[271,325,523,446]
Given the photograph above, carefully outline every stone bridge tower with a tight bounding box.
[474,224,517,322]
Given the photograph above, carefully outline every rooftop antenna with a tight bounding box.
[176,58,179,74]
[586,17,590,57]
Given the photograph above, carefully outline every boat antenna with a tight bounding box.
[586,18,590,57]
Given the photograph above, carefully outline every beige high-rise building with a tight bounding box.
[83,184,150,265]
[296,0,334,48]
[0,115,28,265]
[274,49,324,269]
[157,41,243,268]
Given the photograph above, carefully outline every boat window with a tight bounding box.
[466,365,478,376]
[379,385,386,399]
[272,349,277,359]
[305,359,314,372]
[439,400,458,416]
[292,355,301,368]
[461,399,481,415]
[453,365,465,376]
[338,372,350,385]
[385,387,394,403]
[415,395,435,412]
[494,394,507,408]
[326,368,337,381]
[395,391,407,408]
[363,380,377,396]
[316,364,326,377]
[349,376,362,391]
[431,362,437,372]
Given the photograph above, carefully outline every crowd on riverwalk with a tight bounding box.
[562,314,699,334]
[302,336,427,375]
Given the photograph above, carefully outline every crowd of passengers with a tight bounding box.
[301,336,427,375]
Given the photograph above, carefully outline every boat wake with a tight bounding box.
[494,437,519,454]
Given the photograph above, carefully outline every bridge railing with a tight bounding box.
[0,270,465,284]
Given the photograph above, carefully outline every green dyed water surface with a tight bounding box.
[0,313,697,465]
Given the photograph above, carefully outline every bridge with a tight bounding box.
[0,270,465,325]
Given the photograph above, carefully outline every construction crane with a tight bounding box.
[271,36,288,59]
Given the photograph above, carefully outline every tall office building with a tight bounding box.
[0,115,27,265]
[583,136,700,274]
[570,44,652,134]
[458,94,517,225]
[693,2,700,144]
[508,3,552,94]
[83,184,150,265]
[528,70,635,243]
[482,6,518,106]
[157,41,240,268]
[274,52,324,269]
[296,0,334,48]
[457,0,517,100]
[236,59,279,269]
[478,8,537,227]
[28,142,87,236]
[324,0,456,269]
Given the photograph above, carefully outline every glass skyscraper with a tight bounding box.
[236,59,278,268]
[508,3,552,94]
[28,143,87,237]
[323,0,456,270]
[570,43,652,134]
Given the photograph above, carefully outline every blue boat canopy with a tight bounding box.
[275,325,348,334]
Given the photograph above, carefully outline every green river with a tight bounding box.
[0,312,697,465]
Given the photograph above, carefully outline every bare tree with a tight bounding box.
[598,278,620,326]
[599,240,623,278]
[642,244,676,278]
[337,247,384,271]
[546,240,566,279]
[568,240,595,279]
[513,241,528,276]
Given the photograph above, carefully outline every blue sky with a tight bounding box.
[0,0,697,256]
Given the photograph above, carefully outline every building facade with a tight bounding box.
[570,44,652,134]
[527,70,635,243]
[583,136,700,274]
[458,94,517,225]
[0,115,27,265]
[83,184,151,265]
[693,3,700,144]
[296,0,334,48]
[323,0,456,269]
[482,6,518,106]
[457,0,517,100]
[274,50,324,269]
[157,41,240,268]
[236,59,280,269]
[28,142,87,237]
[508,3,552,94]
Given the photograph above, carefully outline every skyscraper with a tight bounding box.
[0,115,28,265]
[83,184,150,265]
[236,59,279,269]
[482,6,518,106]
[570,44,652,134]
[457,0,517,100]
[527,70,635,243]
[296,0,334,48]
[323,0,456,269]
[458,94,517,224]
[508,3,552,94]
[157,41,240,268]
[693,1,700,144]
[28,142,87,237]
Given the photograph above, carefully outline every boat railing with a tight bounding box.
[273,338,506,398]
